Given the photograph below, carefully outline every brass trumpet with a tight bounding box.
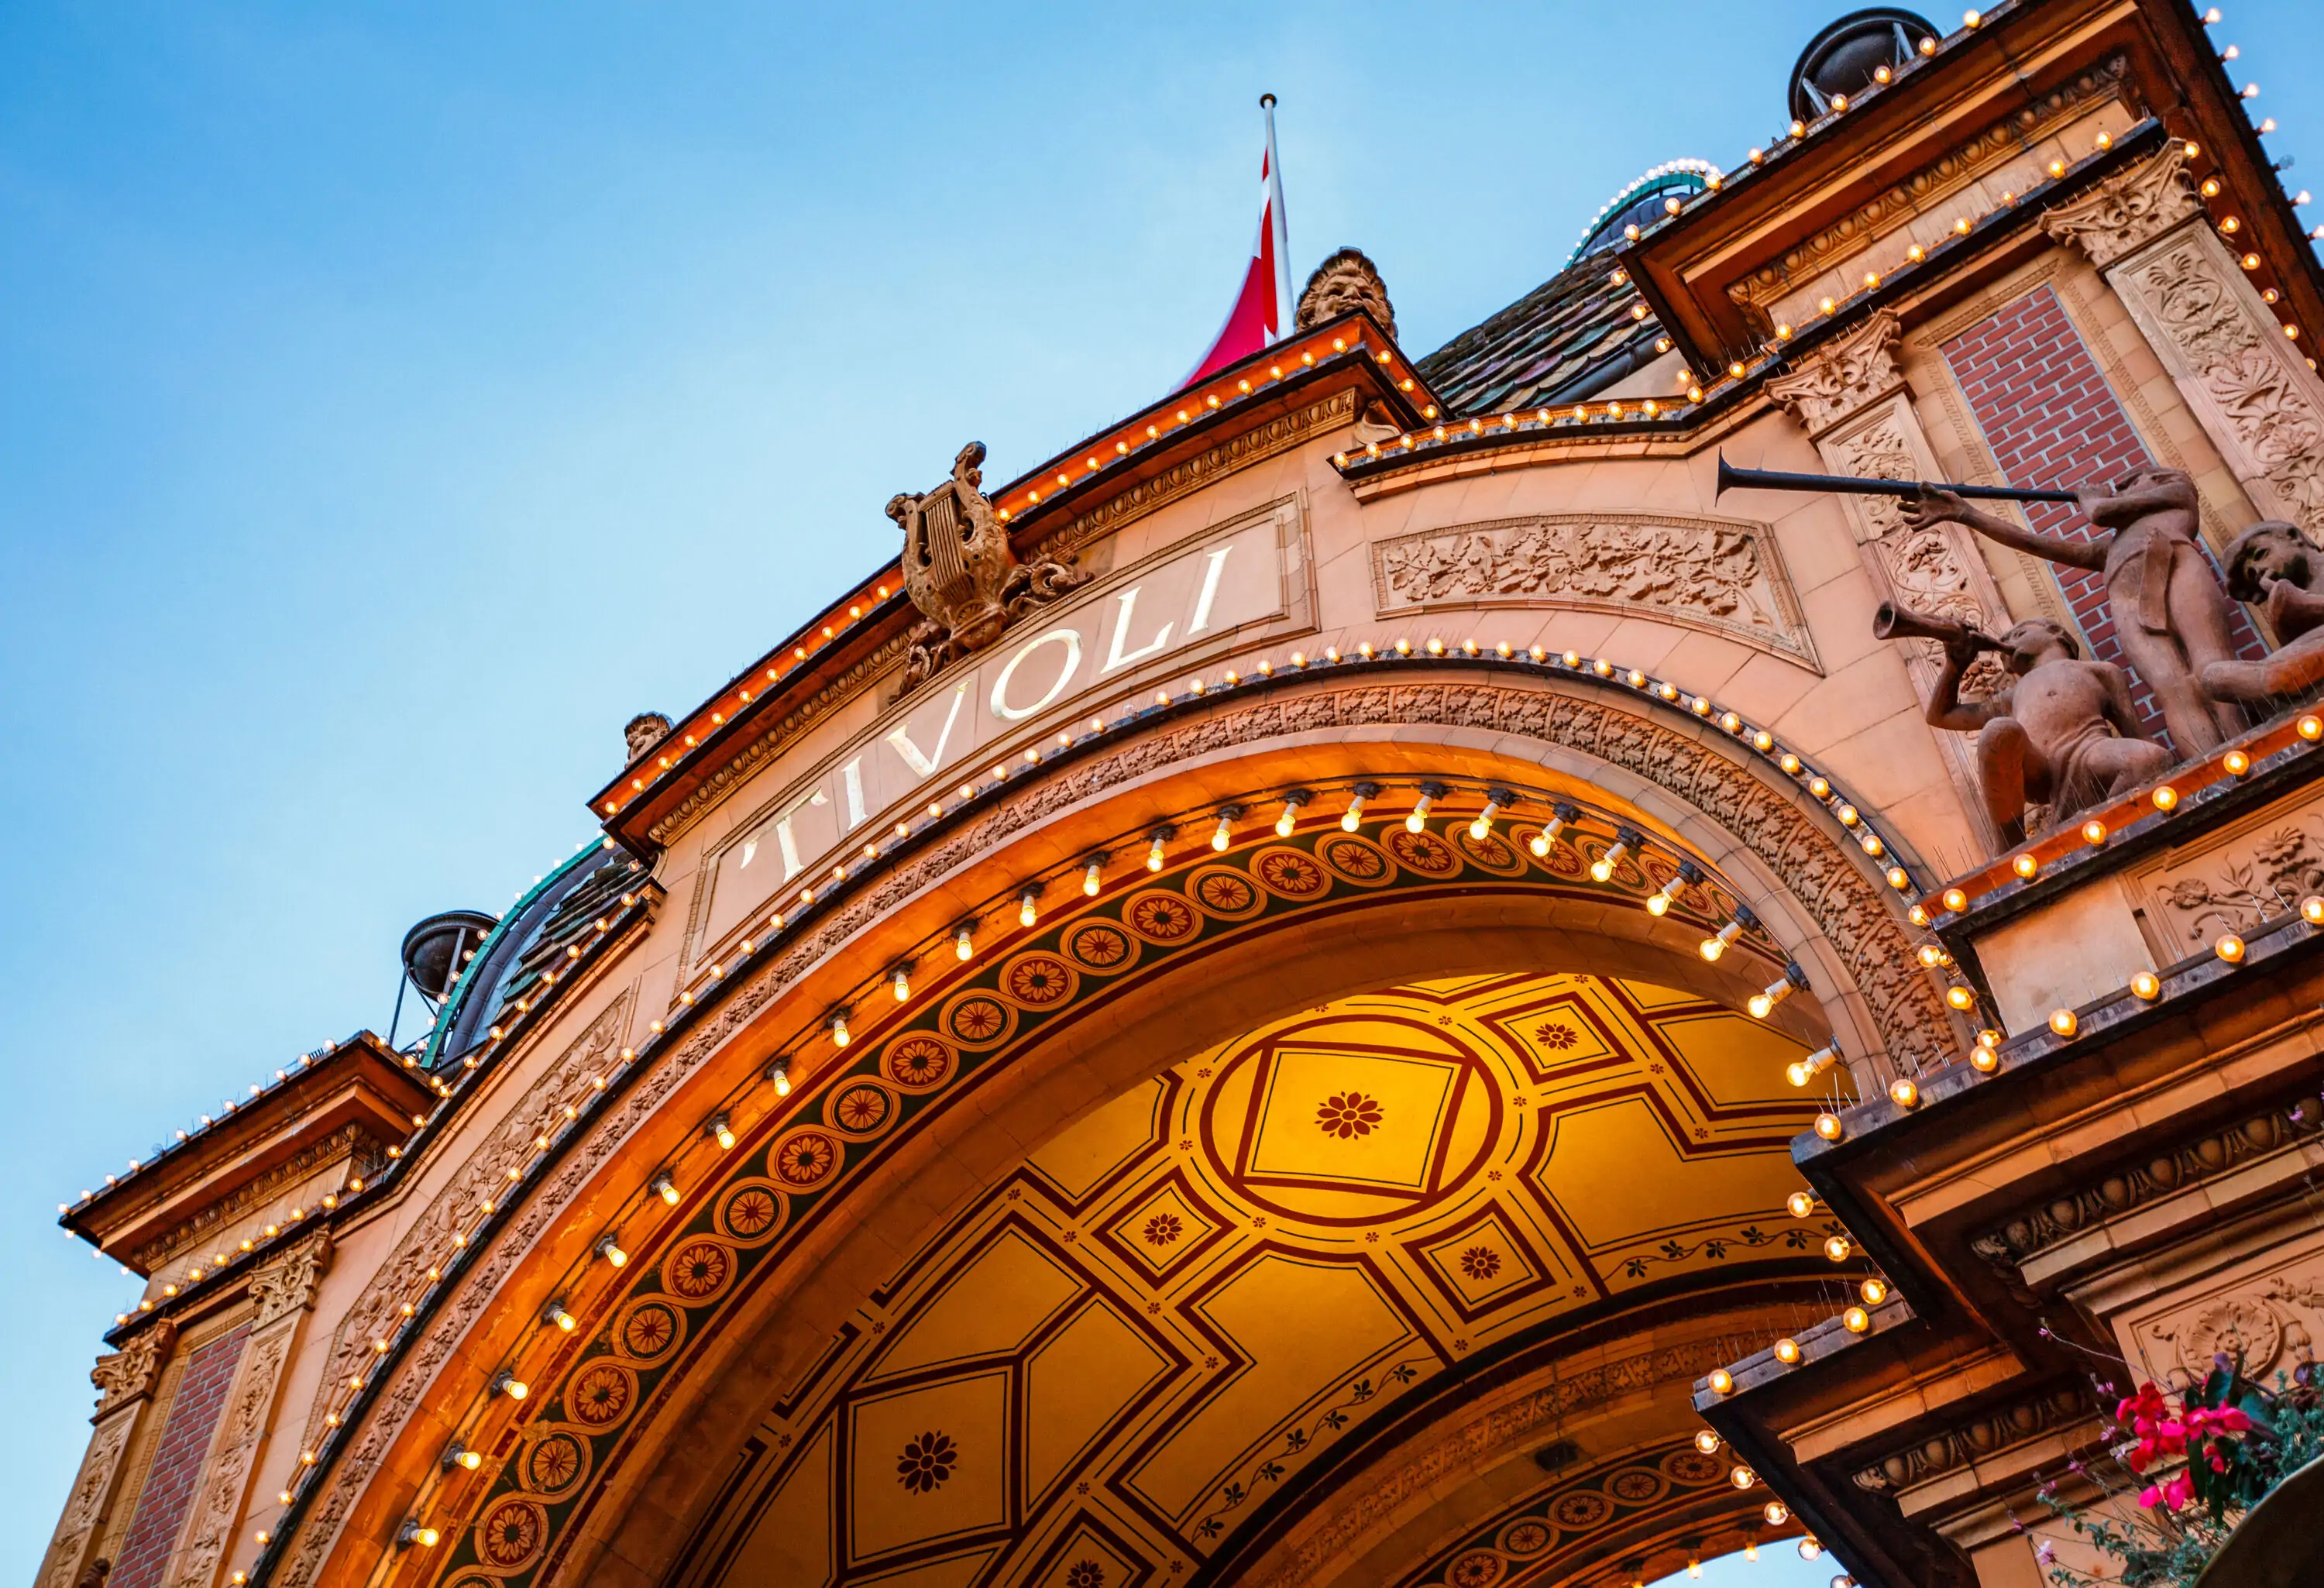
[1872,601,2008,654]
[1716,454,2080,505]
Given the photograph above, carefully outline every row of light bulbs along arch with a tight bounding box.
[797,776,1813,1054]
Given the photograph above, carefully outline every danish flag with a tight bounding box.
[1179,95,1294,389]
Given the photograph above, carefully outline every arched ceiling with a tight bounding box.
[664,973,1842,1588]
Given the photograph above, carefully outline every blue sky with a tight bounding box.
[5,2,2318,1576]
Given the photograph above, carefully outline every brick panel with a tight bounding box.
[1941,285,2263,737]
[108,1325,250,1588]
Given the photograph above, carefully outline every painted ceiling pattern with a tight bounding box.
[672,973,1829,1588]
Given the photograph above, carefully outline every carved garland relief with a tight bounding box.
[2128,1243,2324,1392]
[2122,784,2324,959]
[1368,512,1817,665]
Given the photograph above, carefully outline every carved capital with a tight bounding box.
[250,1229,333,1327]
[1767,311,1905,436]
[90,1320,174,1414]
[2040,145,2202,269]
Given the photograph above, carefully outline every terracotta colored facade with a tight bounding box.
[43,4,2324,1586]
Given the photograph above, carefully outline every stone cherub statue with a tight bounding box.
[1917,614,2174,848]
[2202,521,2324,702]
[887,442,1086,691]
[1903,466,2243,757]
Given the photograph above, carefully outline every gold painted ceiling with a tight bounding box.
[674,972,1843,1588]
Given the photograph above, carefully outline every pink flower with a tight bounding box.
[2140,1472,2198,1512]
[2217,1407,2254,1432]
[2036,1542,2057,1566]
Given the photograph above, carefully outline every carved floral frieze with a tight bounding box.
[1370,513,1817,665]
[2130,1246,2324,1390]
[2040,144,2202,270]
[1767,311,1907,438]
[1851,1384,2092,1494]
[2124,787,2324,954]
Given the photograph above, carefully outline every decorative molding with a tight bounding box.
[1034,390,1357,567]
[249,1230,332,1328]
[276,680,1948,1588]
[37,1414,136,1588]
[1767,311,1907,438]
[91,1322,176,1416]
[299,995,629,1459]
[2123,789,2324,954]
[1369,512,1817,666]
[1243,1335,1764,1588]
[1728,55,2134,322]
[1851,1383,2093,1494]
[2039,144,2202,271]
[172,1328,294,1588]
[129,1126,380,1274]
[1969,1094,2322,1284]
[646,634,912,847]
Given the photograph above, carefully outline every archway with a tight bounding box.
[284,669,1945,1588]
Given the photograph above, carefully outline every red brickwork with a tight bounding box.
[108,1325,250,1588]
[1941,285,2263,739]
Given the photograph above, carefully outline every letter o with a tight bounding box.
[990,628,1083,721]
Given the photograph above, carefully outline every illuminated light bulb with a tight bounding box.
[1592,656,1614,676]
[1688,1559,1703,1579]
[2305,716,2324,743]
[400,1522,442,1549]
[1781,753,1802,774]
[1745,1539,1761,1562]
[1946,985,1975,1011]
[596,1233,627,1267]
[1749,973,1798,1019]
[1734,1458,1762,1485]
[493,1372,528,1401]
[1342,783,1380,831]
[1773,1337,1801,1365]
[1018,889,1039,928]
[2048,1008,2078,1038]
[1646,874,1686,916]
[2243,253,2263,271]
[2012,853,2039,880]
[1861,834,1885,858]
[1468,793,1506,840]
[1695,1429,1722,1454]
[1860,1277,1888,1307]
[1084,858,1103,896]
[652,1172,680,1206]
[892,964,912,1002]
[830,1009,851,1047]
[2204,177,2226,198]
[1962,9,1980,24]
[1765,1501,1790,1526]
[1212,812,1235,851]
[1590,840,1628,883]
[2225,748,2251,775]
[957,923,975,961]
[1809,775,1831,798]
[1708,1368,1734,1394]
[1532,809,1571,857]
[1941,887,1969,913]
[1787,1191,1815,1218]
[1844,1304,1872,1333]
[1918,944,1948,968]
[1800,1538,1822,1561]
[1700,918,1745,961]
[710,1112,737,1151]
[1789,120,1807,139]
[445,1443,483,1472]
[2216,933,2247,963]
[544,1301,578,1332]
[1835,803,1859,827]
[1275,792,1308,837]
[2047,158,2066,178]
[1408,788,1438,833]
[1147,832,1167,871]
[1755,730,1775,751]
[1971,1043,2000,1072]
[1815,1112,1844,1141]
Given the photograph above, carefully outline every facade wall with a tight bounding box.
[108,1324,249,1588]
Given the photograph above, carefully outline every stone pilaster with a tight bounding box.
[1769,310,2013,848]
[36,1322,177,1588]
[2044,145,2324,537]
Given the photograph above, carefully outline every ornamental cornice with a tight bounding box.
[2039,143,2202,270]
[1850,1383,2093,1494]
[1766,310,1906,438]
[129,1123,380,1273]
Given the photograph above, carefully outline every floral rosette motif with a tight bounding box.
[826,1079,899,1141]
[473,1496,548,1573]
[520,1429,592,1500]
[1663,1445,1723,1484]
[1187,865,1265,920]
[1448,1551,1504,1588]
[1386,828,1462,877]
[1453,827,1525,875]
[1062,919,1139,974]
[562,1359,640,1431]
[1315,833,1396,887]
[1123,889,1200,944]
[662,1236,737,1304]
[768,1127,841,1190]
[1609,1466,1663,1502]
[999,951,1078,1011]
[1497,1520,1552,1557]
[1550,1489,1611,1529]
[1253,846,1329,899]
[881,1033,955,1092]
[713,1178,787,1248]
[610,1294,688,1363]
[940,990,1019,1050]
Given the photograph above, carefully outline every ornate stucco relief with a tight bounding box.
[2126,1237,2324,1391]
[2044,145,2324,536]
[37,1412,139,1588]
[1368,512,1818,667]
[1851,1383,2093,1495]
[2121,784,2324,958]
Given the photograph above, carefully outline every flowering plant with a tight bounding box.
[2037,1357,2324,1586]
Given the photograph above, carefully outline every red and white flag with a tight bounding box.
[1179,95,1293,389]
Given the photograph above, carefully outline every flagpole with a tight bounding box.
[1260,95,1291,340]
